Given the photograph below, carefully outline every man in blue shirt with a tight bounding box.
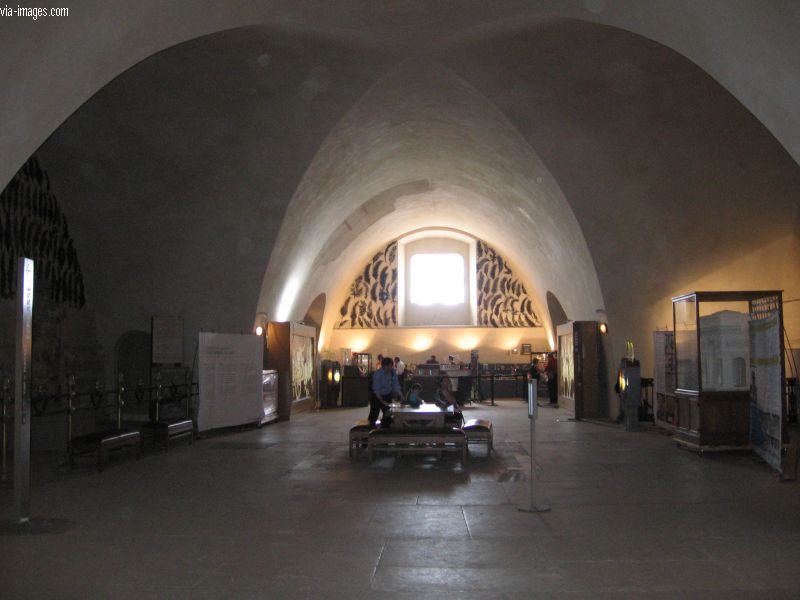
[369,356,403,427]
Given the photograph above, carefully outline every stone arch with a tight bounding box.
[3,4,799,196]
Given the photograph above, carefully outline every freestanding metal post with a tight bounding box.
[1,377,10,487]
[117,374,125,430]
[14,257,34,523]
[519,380,550,513]
[66,375,76,465]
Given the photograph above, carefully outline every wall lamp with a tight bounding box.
[254,312,268,336]
[599,322,608,334]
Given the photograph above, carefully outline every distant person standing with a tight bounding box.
[394,356,406,389]
[544,352,558,405]
[425,355,438,364]
[369,357,403,427]
[528,357,541,382]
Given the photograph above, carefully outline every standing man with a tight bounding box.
[528,357,541,382]
[544,352,558,406]
[370,356,403,427]
[394,356,406,390]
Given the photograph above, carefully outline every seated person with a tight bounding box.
[433,376,455,408]
[402,383,423,408]
[425,355,438,364]
[434,375,463,426]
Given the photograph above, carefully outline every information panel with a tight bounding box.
[197,332,263,432]
[749,312,782,471]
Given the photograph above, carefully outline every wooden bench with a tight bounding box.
[70,428,142,471]
[463,418,493,456]
[367,428,467,462]
[140,418,194,451]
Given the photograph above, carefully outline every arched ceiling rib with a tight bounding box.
[256,58,604,335]
[3,1,800,195]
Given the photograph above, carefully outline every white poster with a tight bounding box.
[197,332,264,432]
[749,312,782,471]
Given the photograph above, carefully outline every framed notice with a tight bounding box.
[151,316,183,365]
[521,343,532,355]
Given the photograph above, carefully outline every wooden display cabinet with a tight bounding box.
[672,291,784,454]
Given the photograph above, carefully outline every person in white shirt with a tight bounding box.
[394,356,406,389]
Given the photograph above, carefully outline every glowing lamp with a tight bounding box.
[599,322,608,334]
[255,325,264,336]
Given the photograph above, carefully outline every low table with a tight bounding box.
[388,403,445,430]
[367,428,467,461]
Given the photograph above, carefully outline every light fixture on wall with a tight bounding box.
[254,312,268,336]
[599,322,608,334]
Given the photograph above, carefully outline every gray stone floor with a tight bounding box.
[1,400,798,599]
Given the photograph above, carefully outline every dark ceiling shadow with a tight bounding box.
[546,291,569,328]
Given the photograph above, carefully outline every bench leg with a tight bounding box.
[97,448,104,472]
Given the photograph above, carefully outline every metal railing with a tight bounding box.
[0,372,198,480]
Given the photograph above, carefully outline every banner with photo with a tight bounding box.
[749,311,782,471]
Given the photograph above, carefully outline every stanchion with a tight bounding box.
[1,377,10,487]
[116,373,125,429]
[66,375,76,466]
[518,381,550,513]
[153,371,162,422]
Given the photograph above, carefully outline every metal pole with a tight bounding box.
[185,371,192,418]
[1,377,10,487]
[14,257,34,523]
[519,381,550,513]
[154,371,161,422]
[117,374,125,430]
[66,375,75,464]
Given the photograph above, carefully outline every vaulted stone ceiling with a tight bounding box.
[4,6,799,384]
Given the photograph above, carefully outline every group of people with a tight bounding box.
[368,354,459,428]
[528,352,559,405]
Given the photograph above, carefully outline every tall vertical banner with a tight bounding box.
[15,257,34,522]
[749,312,782,471]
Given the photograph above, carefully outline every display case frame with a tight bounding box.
[671,290,785,457]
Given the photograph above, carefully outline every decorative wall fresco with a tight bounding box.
[476,241,541,327]
[290,332,315,400]
[0,156,86,307]
[334,237,541,329]
[336,241,397,328]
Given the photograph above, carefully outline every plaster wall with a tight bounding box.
[256,58,604,344]
[2,1,800,194]
[328,327,547,367]
[1,14,797,415]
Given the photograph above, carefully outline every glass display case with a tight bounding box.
[671,291,785,463]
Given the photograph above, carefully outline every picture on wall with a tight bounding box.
[521,343,532,355]
[291,332,314,401]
